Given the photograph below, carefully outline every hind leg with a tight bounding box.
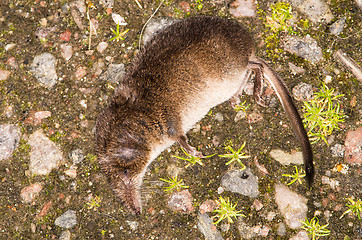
[229,69,253,107]
[248,61,266,107]
[230,62,268,108]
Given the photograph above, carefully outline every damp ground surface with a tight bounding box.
[0,0,361,239]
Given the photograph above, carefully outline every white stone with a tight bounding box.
[29,129,64,175]
[275,184,308,229]
[270,149,303,165]
[0,124,21,162]
[111,13,127,26]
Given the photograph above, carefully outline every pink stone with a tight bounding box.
[0,69,11,80]
[230,0,256,17]
[344,127,362,164]
[75,66,87,80]
[254,157,269,175]
[251,199,263,211]
[60,44,73,61]
[59,29,71,42]
[180,1,191,12]
[167,189,194,213]
[24,111,51,125]
[20,183,43,203]
[37,201,53,218]
[199,199,218,214]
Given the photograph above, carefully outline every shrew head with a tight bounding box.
[96,107,150,214]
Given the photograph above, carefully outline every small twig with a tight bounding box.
[134,0,143,9]
[138,0,165,50]
[333,49,362,82]
[86,9,98,51]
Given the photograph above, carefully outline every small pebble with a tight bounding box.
[221,168,259,198]
[275,184,307,229]
[277,222,286,236]
[247,112,263,123]
[60,44,73,61]
[54,210,77,229]
[344,127,362,164]
[180,1,191,13]
[64,169,77,178]
[5,43,16,51]
[75,66,87,80]
[100,64,125,84]
[79,99,87,108]
[59,29,71,42]
[229,0,256,17]
[197,213,223,240]
[24,111,51,125]
[30,53,58,89]
[69,149,84,165]
[251,199,263,211]
[283,35,323,64]
[28,129,64,175]
[126,220,139,231]
[167,189,194,213]
[214,112,223,122]
[270,149,303,165]
[321,176,340,190]
[97,41,108,53]
[111,13,127,25]
[292,82,313,101]
[288,62,305,75]
[289,230,309,240]
[20,182,43,203]
[199,200,219,214]
[0,69,11,80]
[0,124,21,162]
[59,230,71,240]
[266,211,276,221]
[288,0,333,23]
[259,225,270,237]
[330,17,346,35]
[237,219,257,239]
[37,201,53,218]
[234,110,246,122]
[330,143,345,157]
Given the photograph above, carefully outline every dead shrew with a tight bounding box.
[95,16,314,214]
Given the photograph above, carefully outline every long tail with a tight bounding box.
[249,57,314,186]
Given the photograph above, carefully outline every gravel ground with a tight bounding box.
[0,0,361,239]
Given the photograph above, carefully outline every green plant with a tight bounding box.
[301,216,331,240]
[282,166,306,185]
[172,148,215,168]
[303,83,345,144]
[159,175,189,192]
[86,195,102,210]
[110,23,129,42]
[194,0,203,11]
[234,100,250,113]
[258,2,296,60]
[213,196,245,225]
[265,2,295,34]
[340,197,361,220]
[219,142,250,170]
